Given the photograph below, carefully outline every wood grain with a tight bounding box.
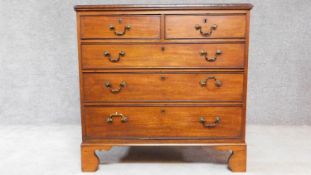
[80,15,160,39]
[213,144,246,172]
[166,15,246,39]
[81,43,245,69]
[74,4,253,11]
[82,73,244,102]
[75,4,252,173]
[81,144,112,172]
[85,106,242,138]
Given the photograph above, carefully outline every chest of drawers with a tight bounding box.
[75,4,252,172]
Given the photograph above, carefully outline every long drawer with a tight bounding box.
[166,15,246,39]
[85,106,243,139]
[82,73,244,102]
[81,43,245,69]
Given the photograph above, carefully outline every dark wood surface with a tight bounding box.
[81,43,245,69]
[74,4,253,11]
[82,73,244,102]
[80,15,160,39]
[166,15,246,39]
[75,4,252,172]
[85,106,242,138]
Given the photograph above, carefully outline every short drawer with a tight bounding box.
[165,15,246,39]
[85,106,243,139]
[83,73,243,102]
[80,15,160,39]
[81,43,245,69]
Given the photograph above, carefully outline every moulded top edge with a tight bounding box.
[74,4,253,11]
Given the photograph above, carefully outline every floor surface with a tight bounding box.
[0,125,310,175]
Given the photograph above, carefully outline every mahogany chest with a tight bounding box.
[74,4,252,172]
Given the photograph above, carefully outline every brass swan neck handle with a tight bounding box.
[200,49,222,62]
[107,112,128,123]
[109,25,131,36]
[104,80,127,94]
[199,76,222,87]
[199,116,221,128]
[194,24,217,37]
[103,51,125,63]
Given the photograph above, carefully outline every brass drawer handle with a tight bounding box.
[103,51,125,63]
[194,24,217,37]
[104,80,127,94]
[199,76,222,87]
[199,116,221,128]
[109,25,131,36]
[108,18,131,36]
[107,112,128,123]
[200,49,222,62]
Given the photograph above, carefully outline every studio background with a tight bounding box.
[0,0,310,125]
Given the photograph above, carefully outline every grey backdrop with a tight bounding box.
[0,0,310,125]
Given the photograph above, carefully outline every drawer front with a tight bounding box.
[85,106,242,139]
[83,73,243,102]
[166,15,246,39]
[80,15,160,39]
[81,43,245,69]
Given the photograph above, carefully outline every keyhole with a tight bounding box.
[160,109,166,113]
[118,18,122,24]
[203,18,208,23]
[161,46,165,51]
